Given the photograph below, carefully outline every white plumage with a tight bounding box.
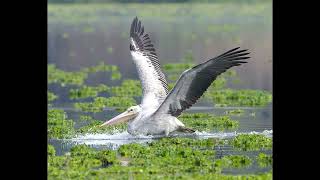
[100,17,250,136]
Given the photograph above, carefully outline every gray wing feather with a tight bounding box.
[154,47,250,117]
[130,17,169,94]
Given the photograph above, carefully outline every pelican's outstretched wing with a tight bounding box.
[154,47,250,117]
[130,17,169,106]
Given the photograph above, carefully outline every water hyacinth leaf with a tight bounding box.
[48,64,88,86]
[206,89,272,107]
[180,113,239,131]
[108,79,142,97]
[231,134,272,151]
[48,62,121,87]
[257,153,272,168]
[48,91,58,102]
[48,138,272,179]
[224,109,244,115]
[69,84,109,99]
[48,109,75,139]
[219,155,252,168]
[48,144,56,156]
[74,96,137,113]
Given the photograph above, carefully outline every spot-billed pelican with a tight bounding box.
[100,17,250,136]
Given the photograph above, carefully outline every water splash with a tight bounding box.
[69,132,153,149]
[68,130,272,149]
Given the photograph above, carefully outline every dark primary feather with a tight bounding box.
[154,47,250,117]
[130,17,169,94]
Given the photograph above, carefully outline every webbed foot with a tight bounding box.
[177,126,196,133]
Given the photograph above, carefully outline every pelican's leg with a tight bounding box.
[177,126,195,133]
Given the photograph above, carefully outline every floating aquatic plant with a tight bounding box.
[76,120,127,135]
[48,144,56,156]
[224,109,244,115]
[108,79,142,97]
[74,96,136,112]
[81,62,121,80]
[48,64,88,86]
[48,139,272,179]
[218,155,252,168]
[206,89,272,107]
[48,145,119,179]
[111,71,121,80]
[257,153,272,168]
[48,91,58,102]
[118,138,217,174]
[231,134,272,151]
[48,109,75,139]
[106,47,113,54]
[69,84,109,99]
[48,62,121,87]
[180,113,239,131]
[81,61,116,73]
[69,79,140,100]
[82,26,95,33]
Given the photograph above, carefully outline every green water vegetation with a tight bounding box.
[48,145,119,179]
[106,47,113,54]
[48,109,75,139]
[225,109,245,115]
[48,64,88,87]
[48,138,272,179]
[74,96,137,112]
[69,79,141,100]
[180,113,239,131]
[76,119,127,135]
[108,79,142,97]
[48,91,58,102]
[81,62,121,80]
[216,155,252,169]
[48,144,56,156]
[231,134,272,151]
[69,84,109,99]
[206,89,272,107]
[257,153,272,168]
[81,61,116,73]
[48,62,121,87]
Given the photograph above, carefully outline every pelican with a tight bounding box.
[100,17,250,136]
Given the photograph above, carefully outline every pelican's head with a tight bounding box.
[100,105,141,127]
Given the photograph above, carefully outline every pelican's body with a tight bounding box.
[101,17,250,136]
[128,111,184,136]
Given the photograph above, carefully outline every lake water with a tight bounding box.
[48,3,272,93]
[48,2,272,175]
[48,104,272,174]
